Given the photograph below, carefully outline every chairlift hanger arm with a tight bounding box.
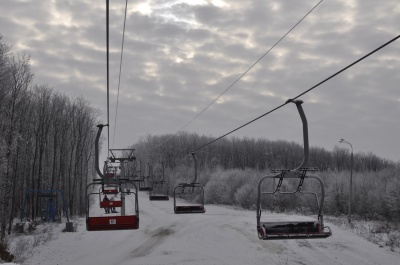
[191,152,198,184]
[95,124,108,179]
[285,99,308,170]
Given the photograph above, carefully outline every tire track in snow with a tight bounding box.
[129,223,176,258]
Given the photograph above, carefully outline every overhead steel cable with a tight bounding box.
[175,0,324,133]
[145,0,324,151]
[106,0,110,158]
[112,0,129,148]
[191,34,400,153]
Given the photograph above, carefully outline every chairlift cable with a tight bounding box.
[191,34,400,153]
[112,0,129,148]
[145,0,324,151]
[106,0,110,158]
[175,0,324,133]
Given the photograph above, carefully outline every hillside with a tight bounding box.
[19,192,400,265]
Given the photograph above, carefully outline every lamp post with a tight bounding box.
[339,138,353,224]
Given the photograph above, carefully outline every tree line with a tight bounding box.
[132,132,399,221]
[132,132,396,173]
[0,34,100,240]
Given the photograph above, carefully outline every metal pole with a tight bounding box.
[121,184,126,216]
[349,149,353,224]
[339,138,353,224]
[106,0,110,159]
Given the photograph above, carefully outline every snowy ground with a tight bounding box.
[12,192,400,265]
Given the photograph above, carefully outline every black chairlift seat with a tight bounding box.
[139,176,153,191]
[174,183,205,213]
[149,180,169,201]
[149,162,169,201]
[173,153,206,214]
[257,173,332,240]
[257,100,332,240]
[138,162,153,191]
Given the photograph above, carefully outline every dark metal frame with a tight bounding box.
[149,162,169,201]
[139,162,153,191]
[173,153,205,214]
[109,148,136,163]
[86,178,139,231]
[256,100,332,240]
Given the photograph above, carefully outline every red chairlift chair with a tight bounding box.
[86,124,139,231]
[87,179,139,231]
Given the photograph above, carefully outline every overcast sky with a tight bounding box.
[1,0,399,162]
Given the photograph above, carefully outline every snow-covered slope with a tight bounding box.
[23,192,399,265]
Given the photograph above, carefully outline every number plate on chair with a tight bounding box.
[109,219,116,225]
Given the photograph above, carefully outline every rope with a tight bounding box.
[112,0,129,148]
[146,0,324,151]
[176,0,324,133]
[106,0,110,158]
[191,34,400,152]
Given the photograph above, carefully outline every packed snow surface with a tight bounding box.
[22,192,399,265]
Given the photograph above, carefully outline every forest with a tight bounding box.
[0,35,100,240]
[1,32,399,244]
[131,132,399,223]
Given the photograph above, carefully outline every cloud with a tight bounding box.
[1,0,399,161]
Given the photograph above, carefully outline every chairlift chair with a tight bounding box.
[86,124,140,231]
[102,161,120,194]
[86,179,139,231]
[173,153,205,214]
[139,162,153,191]
[257,100,332,240]
[127,159,144,183]
[149,162,169,201]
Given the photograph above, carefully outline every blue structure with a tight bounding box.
[20,190,69,223]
